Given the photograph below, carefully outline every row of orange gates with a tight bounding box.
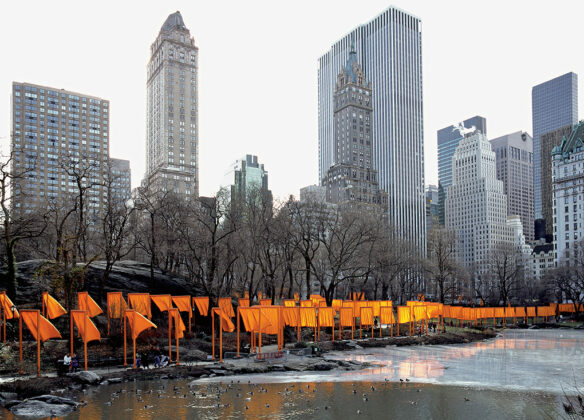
[0,290,579,374]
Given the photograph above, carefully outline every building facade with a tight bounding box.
[531,241,554,282]
[10,82,114,219]
[226,155,272,211]
[552,120,584,265]
[490,131,534,241]
[322,41,387,212]
[425,184,439,238]
[445,131,514,281]
[532,72,578,224]
[437,116,487,226]
[318,6,425,254]
[109,158,132,204]
[145,11,199,197]
[538,125,573,238]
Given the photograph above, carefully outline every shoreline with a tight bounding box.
[0,327,497,402]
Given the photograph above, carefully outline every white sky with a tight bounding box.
[1,1,583,200]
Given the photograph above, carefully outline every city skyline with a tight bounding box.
[1,1,584,200]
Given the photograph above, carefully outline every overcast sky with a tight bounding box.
[1,1,583,200]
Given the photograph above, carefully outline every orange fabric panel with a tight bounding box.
[216,308,235,332]
[319,300,327,307]
[107,292,127,319]
[170,309,186,339]
[72,310,101,343]
[300,300,312,307]
[426,304,440,319]
[339,307,353,327]
[484,308,495,318]
[172,296,192,313]
[126,310,157,339]
[294,293,299,301]
[515,307,527,317]
[539,306,554,317]
[240,307,272,332]
[43,293,67,319]
[331,299,342,311]
[371,301,382,317]
[218,298,235,318]
[77,292,103,318]
[380,307,395,324]
[527,307,536,317]
[353,301,369,319]
[559,303,575,313]
[128,293,151,318]
[284,299,296,307]
[282,307,300,327]
[318,307,335,327]
[397,306,412,323]
[238,298,250,308]
[360,307,374,326]
[494,307,505,318]
[461,308,471,321]
[259,307,280,335]
[414,306,428,321]
[193,297,209,316]
[0,293,18,319]
[21,310,62,342]
[300,307,317,328]
[151,294,172,312]
[442,305,451,318]
[450,306,463,319]
[504,307,515,318]
[342,300,354,308]
[259,299,272,306]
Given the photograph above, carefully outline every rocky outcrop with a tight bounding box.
[8,260,204,307]
[68,371,101,385]
[9,395,79,418]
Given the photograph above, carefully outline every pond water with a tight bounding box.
[3,329,583,419]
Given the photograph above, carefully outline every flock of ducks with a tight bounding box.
[99,377,469,415]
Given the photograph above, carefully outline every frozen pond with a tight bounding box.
[2,329,582,419]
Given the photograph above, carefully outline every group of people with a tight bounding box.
[134,351,171,369]
[63,353,80,372]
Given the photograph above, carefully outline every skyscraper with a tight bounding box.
[437,116,487,225]
[10,82,115,219]
[532,72,578,224]
[145,11,199,197]
[551,120,584,265]
[445,131,513,281]
[490,131,534,241]
[322,40,387,211]
[225,155,272,211]
[318,6,425,254]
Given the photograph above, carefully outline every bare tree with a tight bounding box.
[425,227,459,303]
[490,242,522,306]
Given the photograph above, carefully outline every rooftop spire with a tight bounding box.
[161,11,186,32]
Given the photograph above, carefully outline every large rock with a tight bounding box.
[68,370,101,385]
[10,396,79,418]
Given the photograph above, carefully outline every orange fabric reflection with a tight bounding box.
[42,293,67,319]
[21,310,62,342]
[128,293,151,318]
[107,292,127,319]
[71,310,101,343]
[125,310,157,339]
[218,298,235,318]
[151,294,172,312]
[318,307,335,327]
[193,297,210,316]
[77,292,103,318]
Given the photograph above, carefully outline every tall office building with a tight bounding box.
[490,131,534,241]
[551,120,584,265]
[225,155,272,210]
[10,82,113,218]
[532,72,578,225]
[425,184,439,238]
[437,116,487,225]
[538,124,574,239]
[145,11,199,197]
[318,6,425,254]
[445,131,513,281]
[109,158,132,204]
[322,41,387,211]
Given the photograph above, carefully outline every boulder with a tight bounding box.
[0,392,18,401]
[10,397,78,418]
[68,370,102,385]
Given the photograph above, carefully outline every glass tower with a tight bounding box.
[532,72,578,222]
[318,6,425,254]
[437,116,487,225]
